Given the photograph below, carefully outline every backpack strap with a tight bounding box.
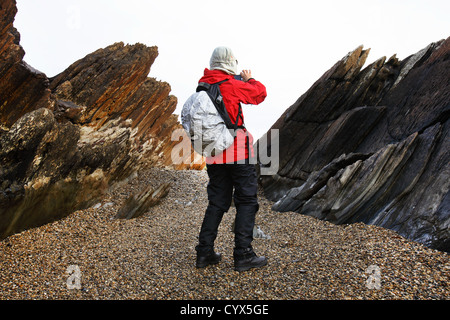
[235,103,244,130]
[196,79,228,92]
[196,79,245,132]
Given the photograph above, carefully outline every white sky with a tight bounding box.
[14,0,450,140]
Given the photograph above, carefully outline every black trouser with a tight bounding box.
[196,163,259,257]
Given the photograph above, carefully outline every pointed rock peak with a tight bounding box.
[329,45,371,80]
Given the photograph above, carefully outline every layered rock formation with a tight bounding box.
[0,0,52,129]
[258,39,449,252]
[115,182,171,219]
[0,0,201,239]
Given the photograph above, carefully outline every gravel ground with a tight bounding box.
[0,167,448,300]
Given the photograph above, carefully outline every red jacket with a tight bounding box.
[198,68,267,164]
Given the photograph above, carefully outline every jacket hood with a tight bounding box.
[209,46,238,75]
[199,68,233,84]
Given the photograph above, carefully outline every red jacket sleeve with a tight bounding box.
[228,78,267,105]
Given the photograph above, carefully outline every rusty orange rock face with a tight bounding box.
[0,0,203,239]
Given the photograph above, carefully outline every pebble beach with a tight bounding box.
[0,167,448,300]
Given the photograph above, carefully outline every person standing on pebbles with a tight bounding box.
[195,47,268,272]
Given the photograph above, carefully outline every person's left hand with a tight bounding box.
[240,70,252,82]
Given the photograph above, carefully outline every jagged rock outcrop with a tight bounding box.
[258,39,450,252]
[0,0,202,239]
[48,41,194,171]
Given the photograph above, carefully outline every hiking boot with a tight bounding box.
[196,252,222,268]
[234,248,267,272]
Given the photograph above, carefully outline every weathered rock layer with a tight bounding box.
[258,39,449,252]
[0,0,201,239]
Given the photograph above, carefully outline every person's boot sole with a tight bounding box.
[196,260,221,268]
[196,253,222,268]
[234,258,267,272]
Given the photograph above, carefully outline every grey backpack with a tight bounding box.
[181,80,243,157]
